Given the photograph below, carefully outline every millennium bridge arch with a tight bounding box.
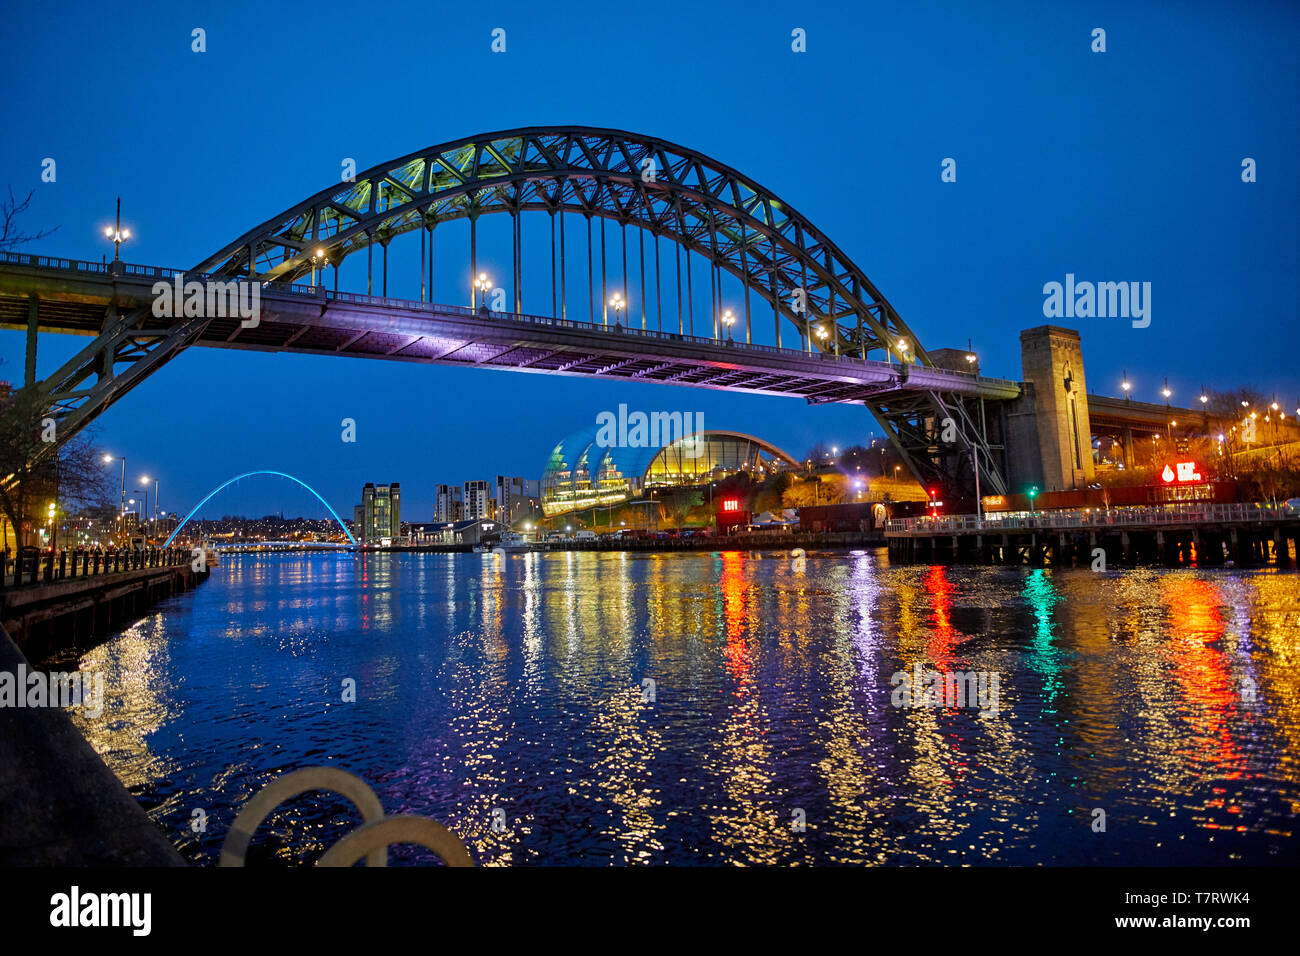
[10,127,1016,497]
[162,470,357,548]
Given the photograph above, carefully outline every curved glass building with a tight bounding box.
[541,426,799,516]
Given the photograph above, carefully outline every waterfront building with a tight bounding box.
[495,475,540,527]
[463,480,495,520]
[360,483,401,545]
[540,427,798,517]
[434,484,464,523]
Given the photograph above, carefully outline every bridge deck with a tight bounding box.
[0,253,1022,405]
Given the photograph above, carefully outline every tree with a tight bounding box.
[0,186,59,252]
[0,372,111,550]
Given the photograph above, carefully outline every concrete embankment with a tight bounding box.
[378,531,884,554]
[0,623,185,865]
[2,562,207,664]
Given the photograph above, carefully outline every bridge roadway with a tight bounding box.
[0,253,1021,406]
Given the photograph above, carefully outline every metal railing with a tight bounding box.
[0,250,1022,390]
[0,546,191,590]
[885,501,1294,535]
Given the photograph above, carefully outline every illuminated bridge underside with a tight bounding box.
[2,126,1024,495]
[0,257,1019,408]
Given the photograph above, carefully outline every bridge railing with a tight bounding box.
[0,546,192,590]
[2,250,1022,390]
[884,501,1293,535]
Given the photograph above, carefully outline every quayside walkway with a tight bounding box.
[1,547,206,664]
[0,623,184,865]
[885,501,1300,566]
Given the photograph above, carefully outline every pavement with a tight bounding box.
[0,624,185,866]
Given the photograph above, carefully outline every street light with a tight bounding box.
[720,308,736,340]
[103,454,126,543]
[473,272,492,309]
[965,338,976,367]
[1161,378,1172,404]
[103,197,130,262]
[1121,372,1131,403]
[141,475,159,539]
[610,292,626,327]
[310,248,328,286]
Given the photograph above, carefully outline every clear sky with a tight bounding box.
[2,0,1296,521]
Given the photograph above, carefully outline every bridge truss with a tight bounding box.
[5,127,1013,496]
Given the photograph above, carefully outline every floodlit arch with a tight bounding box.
[197,126,923,362]
[162,470,356,547]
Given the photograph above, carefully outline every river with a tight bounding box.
[70,550,1300,866]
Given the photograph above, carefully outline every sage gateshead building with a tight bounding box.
[540,426,799,517]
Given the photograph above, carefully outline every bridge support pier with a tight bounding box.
[25,296,38,386]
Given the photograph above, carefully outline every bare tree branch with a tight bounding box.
[0,186,60,251]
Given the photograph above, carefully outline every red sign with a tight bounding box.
[1161,461,1203,484]
[722,499,739,512]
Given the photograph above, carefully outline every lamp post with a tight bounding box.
[1121,371,1131,403]
[310,248,328,286]
[103,197,130,262]
[721,308,736,341]
[1161,378,1172,407]
[610,292,626,327]
[473,272,491,309]
[103,454,126,544]
[140,475,158,539]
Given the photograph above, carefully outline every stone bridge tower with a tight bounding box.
[1018,326,1095,493]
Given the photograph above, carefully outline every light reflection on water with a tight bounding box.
[70,550,1300,866]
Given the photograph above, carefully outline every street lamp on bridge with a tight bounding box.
[473,272,492,310]
[1121,371,1131,402]
[720,308,735,340]
[102,197,130,262]
[310,248,328,286]
[610,292,626,327]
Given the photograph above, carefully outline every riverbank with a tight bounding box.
[0,623,185,866]
[375,530,884,554]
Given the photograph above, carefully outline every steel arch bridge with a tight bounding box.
[10,126,1015,496]
[161,471,356,548]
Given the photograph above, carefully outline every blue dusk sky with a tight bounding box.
[2,0,1296,520]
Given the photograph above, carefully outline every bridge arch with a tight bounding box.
[162,470,357,548]
[197,126,924,364]
[25,127,1009,499]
